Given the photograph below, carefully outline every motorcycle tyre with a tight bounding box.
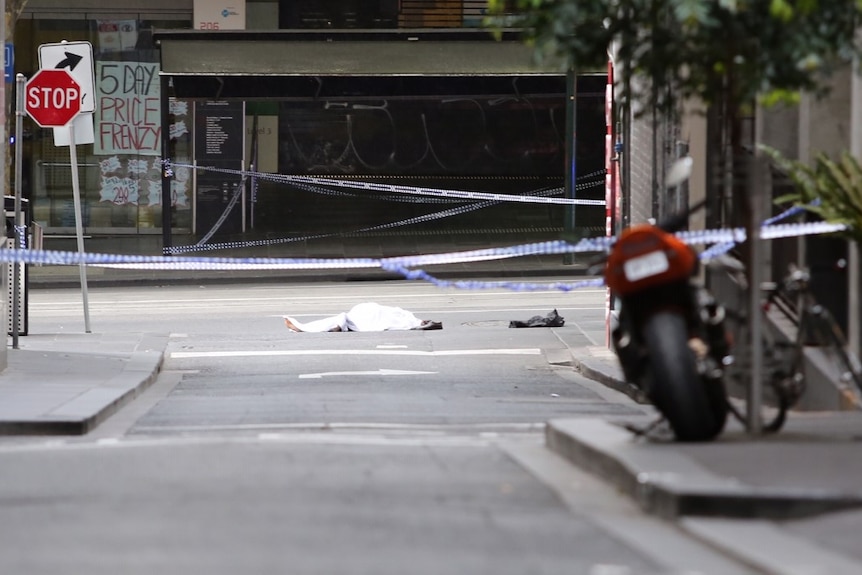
[704,376,729,438]
[643,311,721,442]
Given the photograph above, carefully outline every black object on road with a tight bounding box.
[509,309,565,328]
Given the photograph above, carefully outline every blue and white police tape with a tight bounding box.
[2,220,848,293]
[380,263,607,292]
[169,162,607,207]
[382,237,613,268]
[174,196,504,256]
[283,174,607,205]
[8,249,383,270]
[387,221,848,290]
[693,202,823,261]
[165,177,605,255]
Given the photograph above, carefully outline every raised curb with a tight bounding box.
[0,337,167,435]
[545,418,862,520]
[563,345,646,404]
[572,356,644,404]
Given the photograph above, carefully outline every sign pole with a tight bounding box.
[11,74,24,348]
[68,126,91,333]
[25,58,90,333]
[1,0,5,353]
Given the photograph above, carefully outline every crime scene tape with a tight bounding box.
[5,219,848,298]
[170,162,607,207]
[35,162,827,291]
[165,164,607,255]
[698,203,811,261]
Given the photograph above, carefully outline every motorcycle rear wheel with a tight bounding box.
[643,311,722,442]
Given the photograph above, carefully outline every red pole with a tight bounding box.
[604,59,615,348]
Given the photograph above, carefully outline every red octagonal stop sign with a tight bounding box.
[25,69,82,128]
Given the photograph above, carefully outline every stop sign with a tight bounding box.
[25,69,82,128]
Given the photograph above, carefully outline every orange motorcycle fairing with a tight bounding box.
[605,225,698,296]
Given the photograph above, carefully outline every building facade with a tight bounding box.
[16,0,608,254]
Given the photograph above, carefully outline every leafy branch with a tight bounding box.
[486,0,862,118]
[762,146,862,244]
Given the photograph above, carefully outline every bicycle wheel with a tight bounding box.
[722,300,800,433]
[726,333,796,432]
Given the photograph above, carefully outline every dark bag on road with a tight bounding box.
[509,309,565,328]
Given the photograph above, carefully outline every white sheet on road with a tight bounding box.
[283,302,426,332]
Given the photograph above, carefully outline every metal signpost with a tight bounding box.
[24,67,91,333]
[1,0,5,364]
[12,74,23,348]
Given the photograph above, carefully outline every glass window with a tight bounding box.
[16,18,193,234]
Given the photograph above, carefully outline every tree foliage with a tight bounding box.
[487,0,862,114]
[765,146,862,245]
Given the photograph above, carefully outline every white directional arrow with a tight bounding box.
[299,369,437,379]
[38,41,95,112]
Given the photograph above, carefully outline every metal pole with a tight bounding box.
[68,126,91,333]
[250,113,258,230]
[1,0,6,351]
[563,68,577,264]
[746,117,765,434]
[160,73,172,254]
[11,73,23,348]
[849,54,862,359]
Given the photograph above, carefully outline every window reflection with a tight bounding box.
[18,19,192,233]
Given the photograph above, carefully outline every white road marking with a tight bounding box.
[132,421,545,434]
[255,432,491,447]
[171,348,543,359]
[299,368,437,379]
[0,423,546,453]
[0,430,536,453]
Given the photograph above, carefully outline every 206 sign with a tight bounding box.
[25,69,82,128]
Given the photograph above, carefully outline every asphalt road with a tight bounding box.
[0,281,759,574]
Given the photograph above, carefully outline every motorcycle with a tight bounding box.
[603,158,730,441]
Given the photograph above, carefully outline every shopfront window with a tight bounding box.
[16,18,192,234]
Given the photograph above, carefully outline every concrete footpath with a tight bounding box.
[0,331,166,435]
[558,346,862,573]
[7,252,862,573]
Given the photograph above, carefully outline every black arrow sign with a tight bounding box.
[54,51,83,71]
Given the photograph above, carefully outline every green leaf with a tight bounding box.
[717,0,738,12]
[673,0,710,25]
[759,89,801,107]
[764,147,862,244]
[498,0,862,126]
[769,0,795,21]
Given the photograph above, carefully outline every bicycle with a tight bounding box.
[721,259,862,432]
